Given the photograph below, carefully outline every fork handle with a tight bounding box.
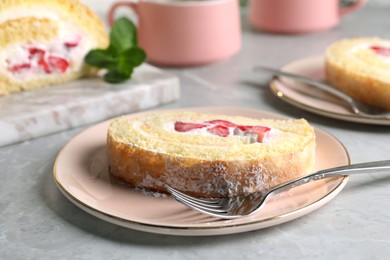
[253,66,359,113]
[272,160,390,194]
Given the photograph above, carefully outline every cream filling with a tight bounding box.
[164,121,278,144]
[0,6,93,79]
[370,48,390,64]
[348,43,390,64]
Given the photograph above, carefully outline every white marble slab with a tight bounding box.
[0,64,180,147]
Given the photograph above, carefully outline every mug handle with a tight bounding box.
[107,1,139,27]
[340,0,366,16]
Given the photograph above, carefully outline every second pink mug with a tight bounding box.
[249,0,366,34]
[108,0,241,67]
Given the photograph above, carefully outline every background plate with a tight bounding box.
[54,106,350,236]
[270,56,390,125]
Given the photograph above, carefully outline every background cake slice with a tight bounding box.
[0,0,109,95]
[325,37,390,111]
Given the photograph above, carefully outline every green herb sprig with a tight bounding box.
[85,18,146,83]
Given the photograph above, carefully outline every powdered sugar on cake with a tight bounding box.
[135,158,292,197]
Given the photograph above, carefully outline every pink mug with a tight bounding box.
[108,0,241,67]
[249,0,366,34]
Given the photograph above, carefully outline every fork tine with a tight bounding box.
[166,186,219,204]
[168,189,224,212]
[166,187,228,213]
[165,186,221,206]
[177,193,221,205]
[172,193,228,214]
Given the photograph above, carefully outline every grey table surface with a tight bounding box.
[1,4,390,260]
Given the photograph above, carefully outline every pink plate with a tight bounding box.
[270,56,390,125]
[54,106,350,236]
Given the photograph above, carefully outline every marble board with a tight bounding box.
[0,64,180,147]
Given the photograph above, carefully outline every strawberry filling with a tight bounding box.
[370,45,390,57]
[206,119,237,127]
[8,63,31,72]
[174,122,209,132]
[208,125,230,137]
[48,56,70,73]
[174,120,271,143]
[237,125,271,142]
[38,57,51,73]
[28,47,46,59]
[6,36,81,75]
[64,36,81,48]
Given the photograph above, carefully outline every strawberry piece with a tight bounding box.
[208,125,230,137]
[28,47,46,59]
[38,58,51,73]
[8,63,31,72]
[237,125,271,142]
[174,121,209,132]
[370,45,390,56]
[251,126,271,142]
[237,125,251,131]
[207,119,237,127]
[64,36,81,48]
[237,125,269,132]
[48,56,70,73]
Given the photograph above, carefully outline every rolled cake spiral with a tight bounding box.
[0,0,109,95]
[107,112,316,198]
[325,37,390,111]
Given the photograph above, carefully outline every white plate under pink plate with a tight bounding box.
[54,106,350,236]
[270,55,390,125]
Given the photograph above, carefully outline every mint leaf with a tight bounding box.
[125,47,146,67]
[113,48,145,76]
[84,18,146,84]
[117,47,146,70]
[85,49,117,69]
[110,17,137,52]
[117,56,133,76]
[103,69,131,83]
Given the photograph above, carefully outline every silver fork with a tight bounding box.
[254,66,390,120]
[165,160,390,219]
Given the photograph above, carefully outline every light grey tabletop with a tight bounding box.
[1,3,390,260]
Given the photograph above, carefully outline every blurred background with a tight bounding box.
[80,0,390,16]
